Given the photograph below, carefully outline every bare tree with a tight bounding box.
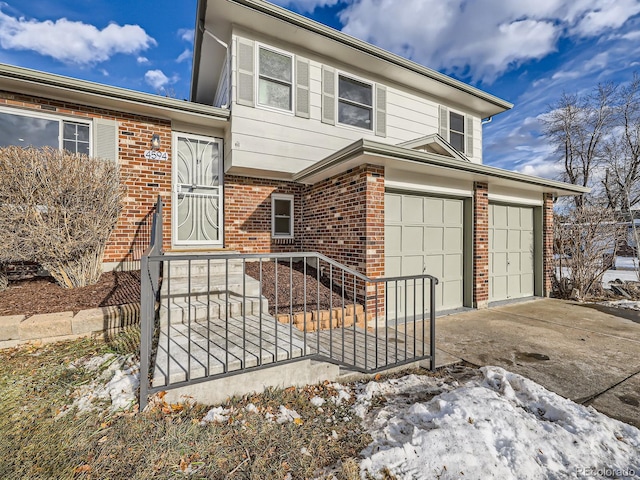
[542,83,617,208]
[0,147,124,289]
[554,206,624,300]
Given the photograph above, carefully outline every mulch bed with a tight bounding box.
[0,271,141,317]
[245,260,356,315]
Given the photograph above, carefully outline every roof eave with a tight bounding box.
[293,139,590,197]
[0,63,230,125]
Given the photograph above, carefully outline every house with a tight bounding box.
[0,0,586,313]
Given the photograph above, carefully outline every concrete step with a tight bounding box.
[159,295,269,325]
[152,314,310,387]
[160,273,262,300]
[165,258,245,278]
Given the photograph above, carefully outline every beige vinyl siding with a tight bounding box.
[230,32,482,175]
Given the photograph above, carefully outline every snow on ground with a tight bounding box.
[59,352,640,479]
[57,353,139,417]
[357,367,640,480]
[599,299,640,311]
[616,257,639,270]
[602,269,639,285]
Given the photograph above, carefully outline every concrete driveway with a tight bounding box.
[432,298,640,428]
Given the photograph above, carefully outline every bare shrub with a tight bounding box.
[0,147,124,288]
[554,206,625,300]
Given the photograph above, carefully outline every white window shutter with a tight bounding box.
[92,118,118,162]
[438,105,449,141]
[465,116,474,157]
[295,56,310,119]
[321,65,336,125]
[236,38,255,107]
[375,84,387,137]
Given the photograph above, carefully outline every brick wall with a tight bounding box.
[301,165,385,317]
[224,175,303,252]
[473,182,489,308]
[0,91,173,267]
[542,193,554,296]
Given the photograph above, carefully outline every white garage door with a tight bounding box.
[385,192,464,316]
[489,204,535,302]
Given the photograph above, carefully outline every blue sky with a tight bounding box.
[1,0,639,178]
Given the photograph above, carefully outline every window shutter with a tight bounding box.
[465,116,474,157]
[295,56,310,119]
[92,118,118,162]
[375,84,387,137]
[438,105,449,141]
[321,65,336,125]
[236,38,255,107]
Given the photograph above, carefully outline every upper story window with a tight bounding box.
[258,46,293,111]
[338,74,373,130]
[449,112,465,154]
[438,106,473,158]
[0,108,91,155]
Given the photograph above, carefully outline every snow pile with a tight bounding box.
[58,354,139,416]
[359,367,640,479]
[329,383,352,405]
[200,406,230,424]
[273,405,302,424]
[310,396,326,407]
[599,299,640,311]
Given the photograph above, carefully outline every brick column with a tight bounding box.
[473,182,489,308]
[542,193,554,297]
[363,165,385,321]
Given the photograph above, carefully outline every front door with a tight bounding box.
[172,134,223,246]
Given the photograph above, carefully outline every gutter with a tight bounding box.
[0,63,230,121]
[293,139,590,195]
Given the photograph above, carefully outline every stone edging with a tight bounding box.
[0,303,140,349]
[276,304,368,332]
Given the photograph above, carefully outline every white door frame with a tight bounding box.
[171,132,224,247]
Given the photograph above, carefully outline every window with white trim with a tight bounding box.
[0,108,91,154]
[449,111,465,154]
[337,74,373,130]
[257,46,293,111]
[271,193,294,238]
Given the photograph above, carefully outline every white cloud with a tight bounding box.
[176,48,192,63]
[136,56,149,64]
[144,69,179,90]
[271,0,341,13]
[0,9,156,65]
[177,28,194,43]
[337,0,640,84]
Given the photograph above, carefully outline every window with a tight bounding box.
[449,111,465,154]
[0,109,90,154]
[63,122,90,155]
[271,194,294,238]
[258,46,293,111]
[338,74,373,130]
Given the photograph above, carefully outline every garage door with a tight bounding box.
[385,192,464,316]
[489,204,534,302]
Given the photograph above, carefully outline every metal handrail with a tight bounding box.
[145,250,438,287]
[139,196,439,411]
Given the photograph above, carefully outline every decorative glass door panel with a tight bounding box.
[173,135,223,245]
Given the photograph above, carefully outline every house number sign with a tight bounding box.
[144,150,168,160]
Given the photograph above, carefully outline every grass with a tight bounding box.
[0,331,371,479]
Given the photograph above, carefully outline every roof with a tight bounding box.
[192,0,513,117]
[0,63,229,128]
[293,139,590,197]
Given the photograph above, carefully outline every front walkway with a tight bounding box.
[401,298,640,428]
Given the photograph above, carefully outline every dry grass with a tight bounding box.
[0,335,372,479]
